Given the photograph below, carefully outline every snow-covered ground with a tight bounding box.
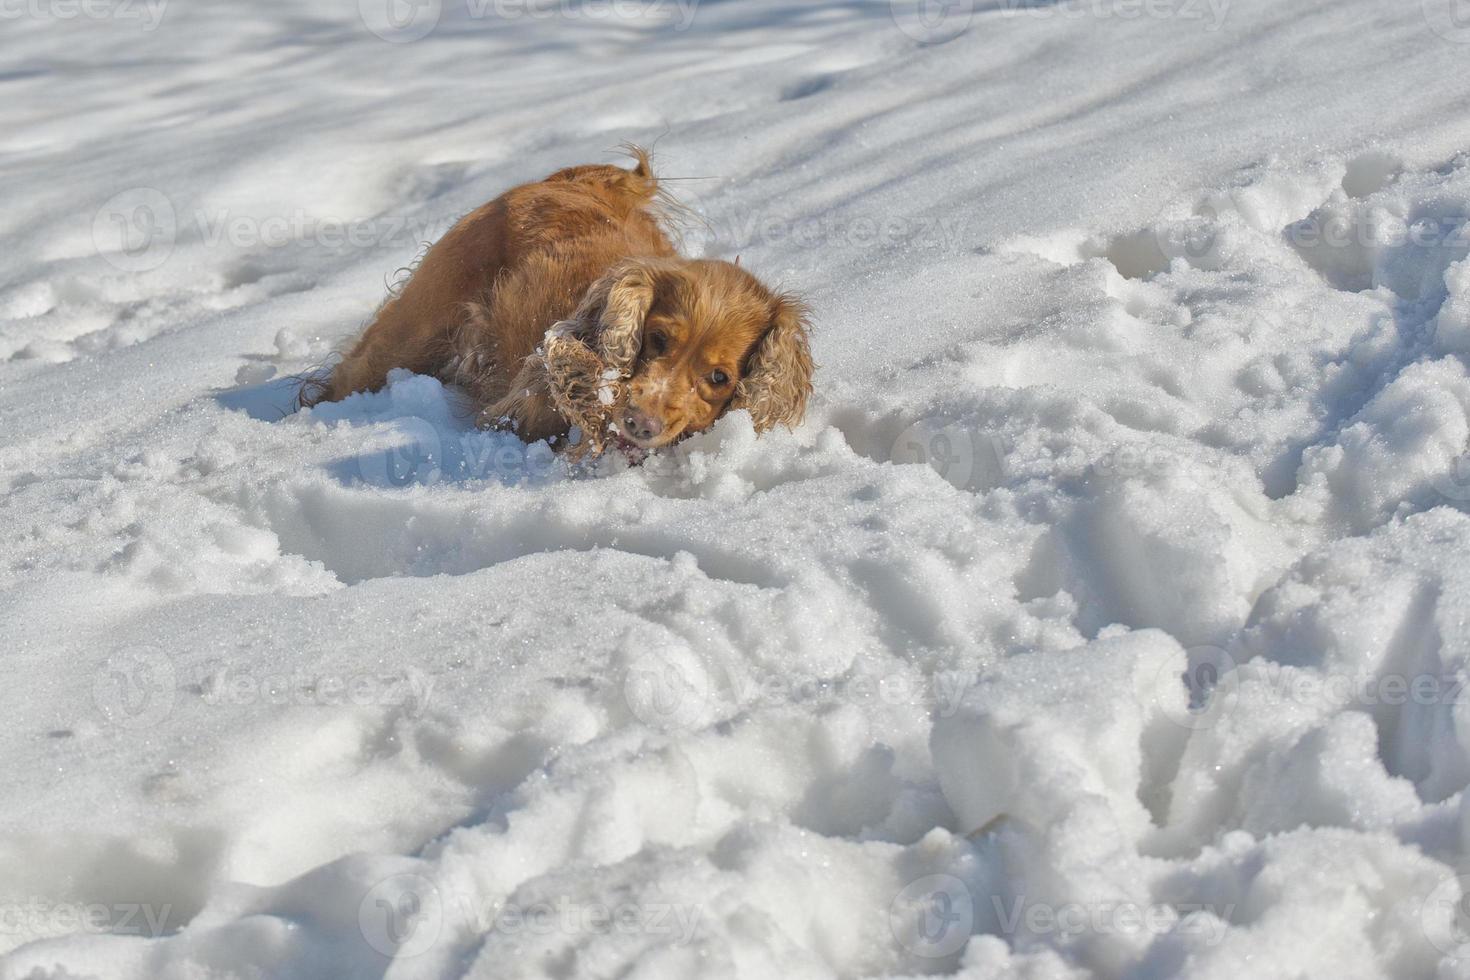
[5,0,1470,976]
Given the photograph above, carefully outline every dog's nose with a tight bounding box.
[623,410,663,442]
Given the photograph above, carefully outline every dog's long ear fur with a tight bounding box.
[734,294,813,432]
[569,259,660,377]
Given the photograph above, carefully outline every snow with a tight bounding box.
[5,0,1470,977]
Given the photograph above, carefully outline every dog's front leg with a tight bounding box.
[478,359,569,445]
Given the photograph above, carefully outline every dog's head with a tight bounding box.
[567,257,813,449]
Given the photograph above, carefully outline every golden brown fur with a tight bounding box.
[303,149,813,452]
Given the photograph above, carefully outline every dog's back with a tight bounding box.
[535,150,672,245]
[310,149,674,406]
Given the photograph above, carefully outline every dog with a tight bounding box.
[301,148,813,454]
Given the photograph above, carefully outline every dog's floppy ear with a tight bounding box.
[734,293,814,432]
[569,259,660,378]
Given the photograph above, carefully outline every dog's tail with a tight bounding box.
[544,143,692,237]
[621,141,657,185]
[545,143,659,209]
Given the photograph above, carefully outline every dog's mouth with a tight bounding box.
[614,417,676,452]
[612,416,690,460]
[611,429,645,454]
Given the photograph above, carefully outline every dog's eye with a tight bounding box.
[709,370,729,386]
[646,331,668,356]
